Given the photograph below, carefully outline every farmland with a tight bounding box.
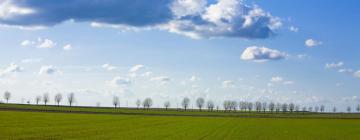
[1,104,360,140]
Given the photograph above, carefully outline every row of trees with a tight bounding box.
[3,91,360,113]
[2,91,75,107]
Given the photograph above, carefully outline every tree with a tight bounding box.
[289,103,295,113]
[206,100,215,111]
[43,93,49,106]
[196,97,205,111]
[4,91,11,103]
[347,106,351,113]
[356,104,360,113]
[333,106,337,113]
[164,101,170,110]
[181,97,190,111]
[54,93,62,106]
[35,96,41,105]
[269,102,275,113]
[262,102,267,113]
[239,101,247,112]
[281,103,288,113]
[275,103,281,113]
[320,105,325,112]
[315,106,319,112]
[255,101,262,112]
[247,102,253,112]
[308,107,313,112]
[295,105,300,112]
[67,93,75,107]
[113,96,119,108]
[142,98,153,110]
[302,106,307,112]
[136,99,141,109]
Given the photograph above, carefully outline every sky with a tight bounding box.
[0,0,359,111]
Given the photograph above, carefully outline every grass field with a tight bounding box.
[1,104,360,140]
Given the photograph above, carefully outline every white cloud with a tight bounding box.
[108,76,131,87]
[21,58,42,63]
[222,80,235,88]
[151,76,171,83]
[338,69,353,74]
[0,63,23,77]
[63,44,72,51]
[129,64,145,77]
[325,62,344,69]
[189,75,200,82]
[38,65,58,75]
[102,64,117,71]
[354,71,360,78]
[37,39,56,48]
[289,26,299,32]
[141,71,153,77]
[0,0,34,19]
[20,40,35,47]
[305,39,322,47]
[241,46,287,62]
[270,76,283,82]
[283,81,294,85]
[171,0,206,18]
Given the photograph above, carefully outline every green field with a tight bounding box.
[1,104,360,140]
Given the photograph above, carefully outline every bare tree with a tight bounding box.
[295,105,300,112]
[308,107,313,112]
[320,105,325,112]
[302,106,307,113]
[289,103,295,113]
[239,101,247,112]
[230,101,237,112]
[181,97,190,111]
[43,93,49,106]
[269,102,275,113]
[164,101,170,110]
[67,93,75,107]
[333,106,337,113]
[347,106,351,113]
[315,106,319,112]
[4,91,11,103]
[142,98,153,110]
[281,103,288,113]
[275,103,281,113]
[113,96,119,108]
[356,104,360,112]
[207,100,215,111]
[262,102,267,113]
[136,99,141,109]
[223,100,230,112]
[54,93,62,106]
[255,101,262,112]
[35,96,41,105]
[247,102,253,112]
[196,97,205,111]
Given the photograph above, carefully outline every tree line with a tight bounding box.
[2,91,360,113]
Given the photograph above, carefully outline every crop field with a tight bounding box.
[1,104,360,140]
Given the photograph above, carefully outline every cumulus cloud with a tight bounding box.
[0,63,23,77]
[108,76,131,87]
[129,64,145,77]
[325,62,344,69]
[151,76,171,84]
[289,26,299,32]
[21,58,42,63]
[20,40,35,47]
[305,39,322,47]
[102,64,117,71]
[37,38,55,48]
[20,38,56,49]
[241,46,287,62]
[63,44,72,51]
[38,65,58,75]
[1,0,281,39]
[0,0,34,19]
[354,71,360,78]
[222,80,235,88]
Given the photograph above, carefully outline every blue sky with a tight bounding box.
[0,0,359,111]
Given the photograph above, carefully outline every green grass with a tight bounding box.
[1,103,360,119]
[1,110,360,140]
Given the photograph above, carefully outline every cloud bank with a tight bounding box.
[0,0,281,39]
